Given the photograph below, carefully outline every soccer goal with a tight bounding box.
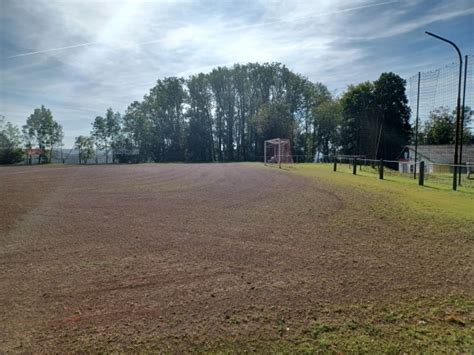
[264,138,293,168]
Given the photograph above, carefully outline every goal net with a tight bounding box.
[264,138,293,166]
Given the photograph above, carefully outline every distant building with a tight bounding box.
[25,148,46,164]
[399,145,474,173]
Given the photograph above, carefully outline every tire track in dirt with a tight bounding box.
[1,163,471,352]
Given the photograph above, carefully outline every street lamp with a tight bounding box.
[425,31,463,191]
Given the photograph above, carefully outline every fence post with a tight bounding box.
[419,161,424,186]
[353,159,357,175]
[379,159,384,180]
[333,158,337,172]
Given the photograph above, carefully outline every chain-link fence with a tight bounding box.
[407,55,473,133]
[23,148,113,165]
[403,55,474,190]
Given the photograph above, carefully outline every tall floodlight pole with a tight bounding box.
[414,72,421,179]
[458,55,468,186]
[425,31,463,191]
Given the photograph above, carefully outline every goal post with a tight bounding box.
[264,138,293,168]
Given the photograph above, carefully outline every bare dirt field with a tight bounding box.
[0,163,472,352]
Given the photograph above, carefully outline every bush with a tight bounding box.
[0,147,24,164]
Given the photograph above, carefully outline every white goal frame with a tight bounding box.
[264,138,293,168]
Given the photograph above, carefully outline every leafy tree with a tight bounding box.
[94,63,330,163]
[144,77,186,161]
[107,109,122,163]
[91,115,108,162]
[373,72,411,160]
[340,73,411,160]
[340,81,375,157]
[22,106,63,163]
[313,99,342,159]
[208,67,230,161]
[423,106,472,145]
[0,118,24,164]
[254,101,295,143]
[186,74,214,161]
[91,108,121,163]
[305,82,331,158]
[74,135,95,164]
[123,101,151,162]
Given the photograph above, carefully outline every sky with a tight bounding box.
[1,0,473,147]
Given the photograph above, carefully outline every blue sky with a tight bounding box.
[1,0,473,147]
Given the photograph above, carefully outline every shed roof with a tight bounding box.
[405,145,474,164]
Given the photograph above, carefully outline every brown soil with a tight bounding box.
[0,163,472,352]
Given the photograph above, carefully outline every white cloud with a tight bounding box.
[1,0,473,147]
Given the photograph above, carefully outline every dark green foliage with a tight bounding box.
[340,73,411,160]
[374,73,411,160]
[340,81,375,157]
[142,77,186,162]
[74,135,95,164]
[186,74,214,162]
[96,66,414,163]
[0,133,24,164]
[0,119,24,164]
[422,106,472,145]
[313,99,342,158]
[121,63,331,162]
[91,108,122,163]
[22,106,63,163]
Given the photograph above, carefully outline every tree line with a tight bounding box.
[1,62,472,165]
[117,63,333,163]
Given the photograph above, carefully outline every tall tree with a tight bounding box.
[423,106,472,145]
[340,73,411,160]
[209,67,227,161]
[91,115,109,162]
[74,135,95,164]
[23,106,63,163]
[340,81,375,158]
[91,108,121,163]
[186,73,214,161]
[91,63,331,163]
[144,77,186,161]
[123,101,151,162]
[254,101,295,144]
[107,109,122,163]
[0,118,24,164]
[373,72,411,160]
[313,99,342,159]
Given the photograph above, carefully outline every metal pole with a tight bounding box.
[419,161,425,186]
[264,140,267,166]
[458,55,468,186]
[425,32,463,191]
[278,139,281,169]
[414,72,421,179]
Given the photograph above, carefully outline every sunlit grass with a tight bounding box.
[291,163,474,226]
[198,296,473,354]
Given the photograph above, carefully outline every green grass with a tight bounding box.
[226,163,474,353]
[340,163,474,191]
[291,163,474,229]
[191,163,474,354]
[197,296,473,354]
